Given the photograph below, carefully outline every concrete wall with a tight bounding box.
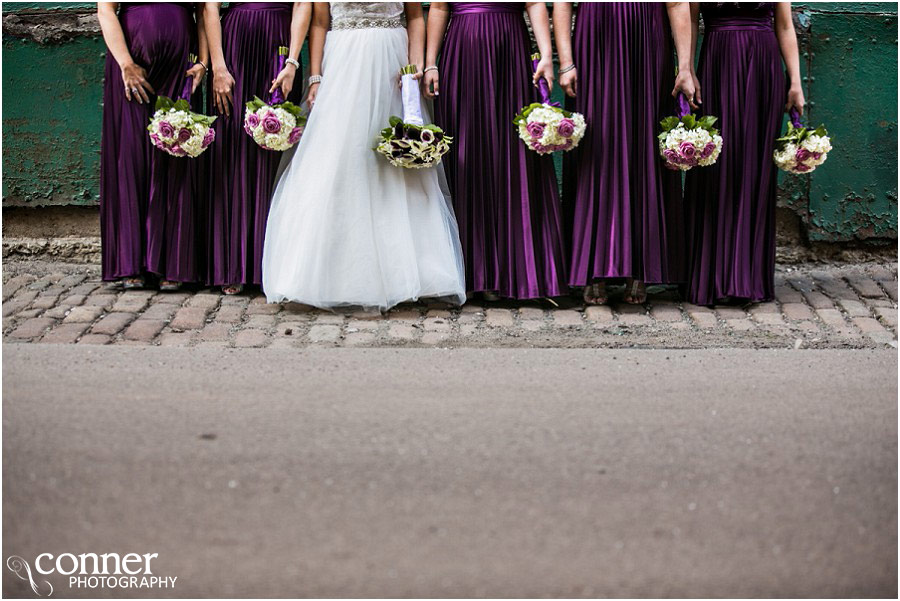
[2,2,897,244]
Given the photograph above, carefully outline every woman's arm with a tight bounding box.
[423,2,449,98]
[667,2,697,108]
[553,3,576,98]
[186,6,208,93]
[97,2,154,103]
[306,2,329,109]
[526,2,554,92]
[406,3,425,74]
[270,3,313,97]
[203,3,235,115]
[775,2,805,114]
[689,2,701,104]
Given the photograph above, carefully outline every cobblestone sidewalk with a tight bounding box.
[3,259,897,349]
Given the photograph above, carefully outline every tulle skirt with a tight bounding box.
[261,27,467,311]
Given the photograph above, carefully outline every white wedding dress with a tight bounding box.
[262,2,466,311]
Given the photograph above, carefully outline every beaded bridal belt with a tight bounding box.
[331,15,406,31]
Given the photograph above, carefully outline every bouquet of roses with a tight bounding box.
[244,47,306,151]
[658,94,722,171]
[375,65,452,169]
[773,108,831,174]
[513,54,586,155]
[148,58,216,158]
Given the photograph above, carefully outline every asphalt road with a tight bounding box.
[3,345,897,598]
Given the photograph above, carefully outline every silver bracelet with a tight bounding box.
[558,64,576,75]
[308,74,322,85]
[423,65,439,74]
[285,57,301,69]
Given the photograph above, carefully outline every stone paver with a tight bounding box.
[3,260,897,349]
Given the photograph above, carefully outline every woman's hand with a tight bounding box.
[212,67,235,116]
[185,63,206,94]
[423,69,439,99]
[121,62,154,104]
[786,84,805,115]
[692,71,702,106]
[672,69,698,110]
[307,82,320,110]
[559,67,577,98]
[270,64,297,98]
[532,55,554,92]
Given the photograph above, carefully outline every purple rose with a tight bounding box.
[158,121,175,139]
[679,141,696,158]
[243,123,252,136]
[663,149,679,163]
[288,127,303,145]
[170,144,185,156]
[177,128,192,143]
[701,142,716,159]
[557,118,576,138]
[247,112,260,129]
[794,163,811,172]
[202,127,216,148]
[812,151,823,159]
[795,147,811,161]
[262,111,282,134]
[526,121,545,139]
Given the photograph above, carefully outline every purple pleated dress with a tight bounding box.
[435,2,567,299]
[205,2,298,287]
[683,3,787,305]
[563,3,684,287]
[100,3,200,283]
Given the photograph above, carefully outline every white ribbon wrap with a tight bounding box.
[401,73,424,126]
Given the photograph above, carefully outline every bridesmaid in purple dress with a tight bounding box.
[98,2,208,290]
[203,3,310,295]
[554,3,697,305]
[683,2,804,306]
[424,3,568,301]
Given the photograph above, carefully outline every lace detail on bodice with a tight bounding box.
[330,2,406,30]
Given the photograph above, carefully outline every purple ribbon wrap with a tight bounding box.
[270,49,287,105]
[789,107,803,128]
[677,93,691,118]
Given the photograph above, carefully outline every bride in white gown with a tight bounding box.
[262,2,466,311]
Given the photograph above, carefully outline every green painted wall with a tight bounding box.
[2,2,897,243]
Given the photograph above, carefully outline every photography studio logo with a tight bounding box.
[6,553,177,596]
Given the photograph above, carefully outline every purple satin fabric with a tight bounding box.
[204,2,297,287]
[563,2,684,286]
[435,3,568,299]
[450,3,523,15]
[682,2,786,305]
[100,3,200,282]
[228,3,291,12]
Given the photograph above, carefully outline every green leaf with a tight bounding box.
[681,114,696,129]
[173,98,191,112]
[660,116,679,131]
[155,95,175,112]
[389,116,402,127]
